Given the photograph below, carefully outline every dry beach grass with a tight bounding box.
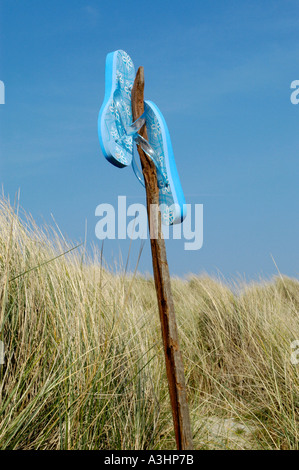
[0,196,298,449]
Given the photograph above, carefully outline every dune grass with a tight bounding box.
[0,195,298,449]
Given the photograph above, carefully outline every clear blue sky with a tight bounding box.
[0,0,298,280]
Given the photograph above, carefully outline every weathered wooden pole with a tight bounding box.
[131,67,193,450]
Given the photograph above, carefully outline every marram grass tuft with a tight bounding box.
[0,196,298,450]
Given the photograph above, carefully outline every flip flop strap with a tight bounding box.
[113,88,169,189]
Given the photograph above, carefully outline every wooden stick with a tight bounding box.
[131,67,193,450]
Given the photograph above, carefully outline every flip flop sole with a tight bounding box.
[98,50,135,168]
[144,100,186,225]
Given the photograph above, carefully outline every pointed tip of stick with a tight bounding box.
[132,66,145,121]
[132,66,144,96]
[136,66,144,84]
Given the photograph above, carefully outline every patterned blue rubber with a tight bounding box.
[98,50,186,225]
[143,101,186,225]
[98,50,135,168]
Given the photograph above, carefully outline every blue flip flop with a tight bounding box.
[98,50,186,225]
[133,101,186,225]
[98,50,136,168]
